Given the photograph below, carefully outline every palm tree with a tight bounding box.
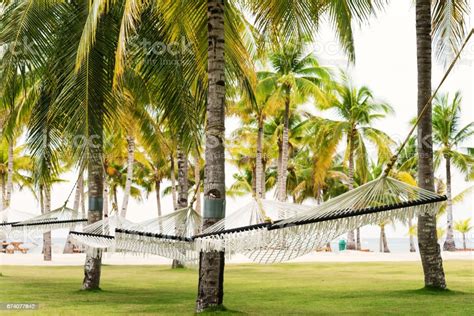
[318,74,394,250]
[454,218,472,250]
[432,92,474,251]
[415,0,470,289]
[379,220,391,253]
[260,43,330,202]
[228,72,279,199]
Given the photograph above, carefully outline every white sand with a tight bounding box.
[1,251,472,266]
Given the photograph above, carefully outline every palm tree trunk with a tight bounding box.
[194,155,201,214]
[251,166,256,196]
[177,148,188,209]
[261,159,266,199]
[356,228,361,250]
[346,128,356,250]
[120,135,135,218]
[112,186,118,212]
[277,139,282,196]
[381,225,390,253]
[409,218,416,252]
[64,173,84,254]
[80,179,86,219]
[415,0,446,289]
[82,126,104,290]
[43,185,52,261]
[196,0,226,312]
[255,120,264,199]
[172,147,188,269]
[277,94,290,202]
[379,227,383,252]
[5,141,13,207]
[155,179,162,217]
[170,154,178,210]
[443,157,456,251]
[462,233,466,250]
[0,175,5,216]
[103,180,109,217]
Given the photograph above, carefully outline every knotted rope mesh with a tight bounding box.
[193,177,445,264]
[114,207,201,261]
[69,214,134,249]
[10,206,87,234]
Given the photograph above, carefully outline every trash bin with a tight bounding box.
[338,239,346,251]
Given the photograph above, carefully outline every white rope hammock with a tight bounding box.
[114,207,201,261]
[69,214,134,249]
[9,205,87,234]
[108,177,445,264]
[0,208,37,233]
[193,176,445,263]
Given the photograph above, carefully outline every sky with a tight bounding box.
[6,1,474,241]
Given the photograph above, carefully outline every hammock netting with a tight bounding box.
[194,177,445,263]
[114,207,202,261]
[112,176,445,264]
[9,206,87,234]
[0,208,37,233]
[69,214,134,249]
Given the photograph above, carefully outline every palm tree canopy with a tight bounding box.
[433,92,474,174]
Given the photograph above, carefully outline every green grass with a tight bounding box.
[0,261,473,315]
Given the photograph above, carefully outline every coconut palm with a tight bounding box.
[415,0,470,289]
[318,74,394,249]
[432,92,474,251]
[260,43,330,202]
[454,218,472,250]
[228,72,280,199]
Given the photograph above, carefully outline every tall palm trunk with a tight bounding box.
[356,228,361,250]
[42,185,52,261]
[120,135,134,218]
[82,125,104,290]
[196,0,226,312]
[5,141,13,207]
[462,233,466,250]
[380,225,390,253]
[194,154,201,214]
[409,217,416,252]
[415,0,446,289]
[255,120,264,199]
[64,172,84,254]
[277,94,290,202]
[277,138,282,194]
[346,128,356,250]
[172,147,188,269]
[251,166,256,195]
[103,180,109,217]
[112,186,118,212]
[155,179,162,217]
[261,159,266,199]
[443,156,455,251]
[170,154,178,210]
[0,174,5,215]
[80,178,86,219]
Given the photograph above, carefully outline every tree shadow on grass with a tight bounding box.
[199,305,246,315]
[390,288,469,297]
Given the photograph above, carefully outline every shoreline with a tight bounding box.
[1,250,472,266]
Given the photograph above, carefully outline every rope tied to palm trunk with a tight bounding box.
[382,28,474,177]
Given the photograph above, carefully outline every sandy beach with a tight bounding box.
[1,250,472,266]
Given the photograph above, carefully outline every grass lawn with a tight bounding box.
[0,261,473,315]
